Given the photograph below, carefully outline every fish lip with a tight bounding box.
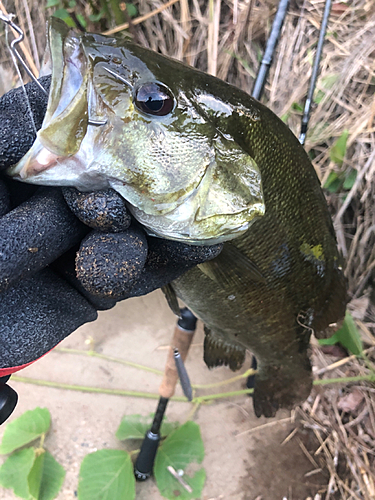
[44,18,87,125]
[8,18,94,182]
[7,145,61,179]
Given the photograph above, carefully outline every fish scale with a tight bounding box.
[172,101,347,417]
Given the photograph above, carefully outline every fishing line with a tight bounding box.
[0,11,46,137]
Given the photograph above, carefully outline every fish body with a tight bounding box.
[170,101,347,416]
[9,19,347,416]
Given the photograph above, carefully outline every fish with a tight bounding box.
[8,18,265,245]
[8,18,347,417]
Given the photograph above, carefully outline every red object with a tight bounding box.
[0,360,37,377]
[0,344,58,377]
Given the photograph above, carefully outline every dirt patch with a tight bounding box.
[242,426,329,500]
[0,291,329,500]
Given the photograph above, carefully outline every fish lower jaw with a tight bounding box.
[128,203,251,244]
[15,148,61,179]
[8,141,110,191]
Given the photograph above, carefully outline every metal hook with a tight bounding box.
[88,118,107,126]
[0,10,47,94]
[174,348,193,401]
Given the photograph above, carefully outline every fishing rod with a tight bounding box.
[252,0,332,145]
[134,308,196,481]
[135,0,333,482]
[252,0,290,101]
[299,0,333,145]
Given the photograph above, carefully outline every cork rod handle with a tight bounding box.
[159,325,194,398]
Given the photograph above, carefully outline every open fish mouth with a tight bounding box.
[8,17,265,244]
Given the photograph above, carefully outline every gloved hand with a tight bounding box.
[0,77,222,378]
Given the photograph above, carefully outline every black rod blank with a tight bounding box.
[252,0,290,100]
[299,0,332,145]
[134,397,169,481]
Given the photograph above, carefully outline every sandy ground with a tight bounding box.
[0,291,328,500]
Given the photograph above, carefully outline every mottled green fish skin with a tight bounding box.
[171,94,347,417]
[11,20,347,417]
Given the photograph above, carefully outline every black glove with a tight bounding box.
[0,78,222,376]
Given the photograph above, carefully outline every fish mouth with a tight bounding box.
[14,148,61,179]
[7,17,92,181]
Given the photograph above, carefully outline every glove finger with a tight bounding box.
[51,248,118,311]
[0,268,97,373]
[4,177,38,208]
[0,187,88,293]
[76,227,148,300]
[62,187,131,233]
[0,76,50,170]
[120,238,223,298]
[0,179,10,216]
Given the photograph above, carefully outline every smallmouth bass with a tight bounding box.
[8,19,347,417]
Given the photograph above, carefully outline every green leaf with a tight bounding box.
[0,408,51,455]
[45,0,60,8]
[154,421,205,500]
[314,89,325,104]
[320,73,339,90]
[291,102,303,112]
[160,420,180,438]
[330,130,349,166]
[116,414,178,441]
[319,311,363,355]
[89,10,104,22]
[343,169,357,190]
[323,171,342,193]
[0,448,35,498]
[78,449,135,500]
[126,3,137,17]
[52,10,76,27]
[76,13,87,28]
[28,450,65,500]
[280,112,290,123]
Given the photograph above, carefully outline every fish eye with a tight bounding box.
[134,83,174,116]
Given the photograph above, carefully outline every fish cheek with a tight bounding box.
[92,64,133,117]
[196,135,264,225]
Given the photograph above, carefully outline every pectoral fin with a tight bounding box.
[198,243,265,288]
[161,283,181,318]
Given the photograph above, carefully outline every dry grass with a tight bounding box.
[0,0,374,498]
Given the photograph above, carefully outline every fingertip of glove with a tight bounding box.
[76,228,148,300]
[62,187,132,233]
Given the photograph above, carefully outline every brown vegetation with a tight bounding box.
[0,0,374,497]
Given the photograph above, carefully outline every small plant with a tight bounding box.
[78,415,205,500]
[0,410,205,500]
[0,407,65,499]
[319,310,363,356]
[323,130,357,194]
